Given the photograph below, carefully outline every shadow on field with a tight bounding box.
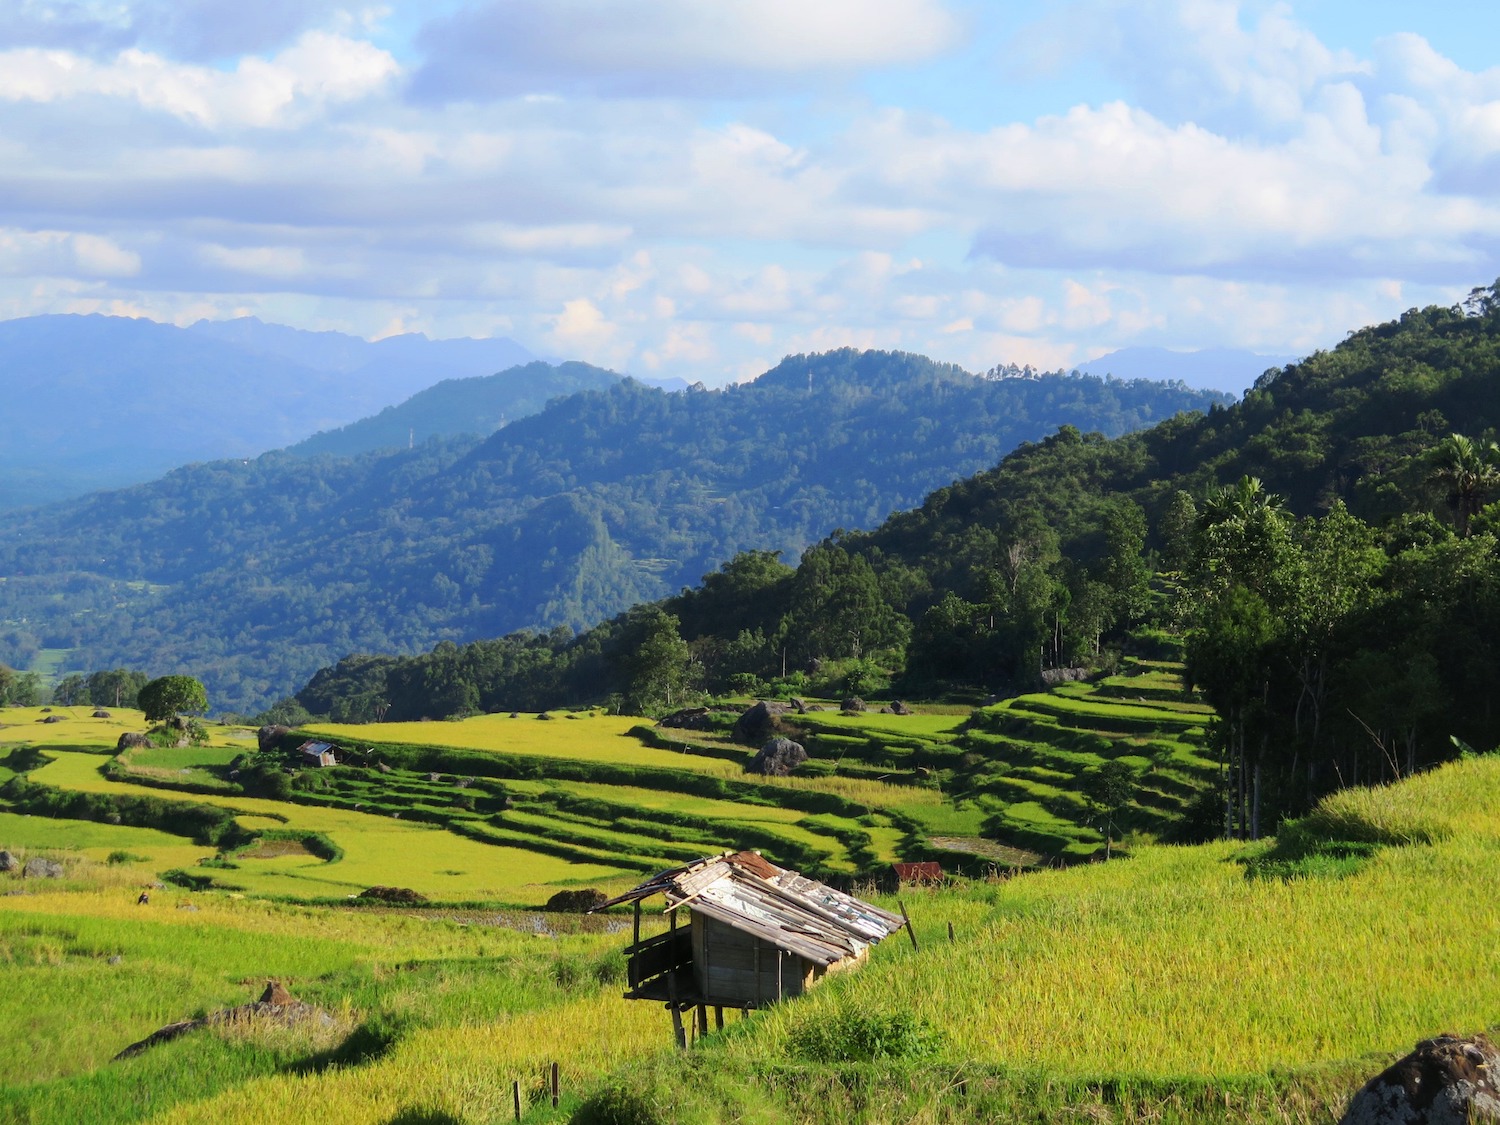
[383,1112,463,1125]
[285,1014,408,1076]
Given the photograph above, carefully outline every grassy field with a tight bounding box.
[5,754,1498,1122]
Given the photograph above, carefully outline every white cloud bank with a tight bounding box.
[0,1,1496,382]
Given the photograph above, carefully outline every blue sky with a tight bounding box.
[2,1,1498,384]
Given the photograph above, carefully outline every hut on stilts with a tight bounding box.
[593,850,907,1047]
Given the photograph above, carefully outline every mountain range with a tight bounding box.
[0,348,1227,713]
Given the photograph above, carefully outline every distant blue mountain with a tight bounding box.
[0,314,535,510]
[1075,347,1299,396]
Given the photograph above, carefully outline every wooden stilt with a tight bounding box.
[947,920,955,944]
[697,1003,708,1039]
[668,974,687,1050]
[714,1006,724,1031]
[512,1079,521,1122]
[550,1061,560,1108]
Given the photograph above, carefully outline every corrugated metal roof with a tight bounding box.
[595,851,905,966]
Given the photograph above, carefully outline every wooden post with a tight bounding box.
[668,975,687,1050]
[715,1006,724,1031]
[550,1061,560,1108]
[697,1003,708,1040]
[775,948,783,1001]
[898,898,919,951]
[947,920,955,944]
[512,1079,521,1122]
[633,900,641,947]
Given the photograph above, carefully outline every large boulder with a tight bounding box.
[256,725,291,752]
[749,737,807,777]
[546,888,608,912]
[841,696,867,713]
[357,885,428,905]
[116,732,152,750]
[658,707,713,731]
[23,857,64,879]
[0,850,18,873]
[1340,1035,1500,1125]
[41,715,65,724]
[92,709,112,718]
[732,700,789,745]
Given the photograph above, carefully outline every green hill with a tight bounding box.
[0,349,1223,714]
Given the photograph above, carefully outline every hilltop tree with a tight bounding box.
[137,675,208,722]
[613,605,692,714]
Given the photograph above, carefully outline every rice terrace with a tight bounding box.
[3,648,1498,1123]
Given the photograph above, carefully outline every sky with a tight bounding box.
[2,0,1499,385]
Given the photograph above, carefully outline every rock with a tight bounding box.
[749,737,807,777]
[377,761,393,774]
[879,706,893,714]
[891,700,912,715]
[116,732,152,750]
[93,709,112,718]
[428,772,444,783]
[0,850,18,873]
[732,700,789,745]
[41,715,65,724]
[256,724,291,752]
[107,955,123,965]
[40,707,52,713]
[453,777,472,789]
[841,696,867,713]
[545,888,608,912]
[1340,1034,1500,1125]
[357,885,429,905]
[23,857,64,879]
[658,707,712,730]
[259,980,295,1006]
[1041,667,1092,686]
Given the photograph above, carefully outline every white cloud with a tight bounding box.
[0,227,140,277]
[0,31,398,127]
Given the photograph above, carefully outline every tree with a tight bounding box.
[137,675,208,722]
[87,669,149,709]
[614,605,692,714]
[1083,760,1138,860]
[1426,433,1500,536]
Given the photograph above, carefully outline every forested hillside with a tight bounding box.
[0,349,1221,714]
[304,288,1500,840]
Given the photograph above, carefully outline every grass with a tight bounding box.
[305,713,743,776]
[6,750,1500,1122]
[24,752,641,904]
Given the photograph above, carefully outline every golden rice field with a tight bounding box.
[304,712,743,775]
[3,756,1500,1122]
[24,751,642,902]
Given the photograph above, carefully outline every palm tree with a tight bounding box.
[1427,433,1500,536]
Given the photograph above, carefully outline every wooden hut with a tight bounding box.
[297,740,338,768]
[595,851,906,1043]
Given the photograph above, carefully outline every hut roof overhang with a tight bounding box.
[596,851,905,967]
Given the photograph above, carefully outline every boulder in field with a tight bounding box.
[732,700,789,745]
[23,857,64,879]
[41,715,64,724]
[93,709,112,718]
[0,851,17,873]
[1339,1034,1500,1125]
[841,696,867,713]
[750,737,807,776]
[357,885,428,905]
[256,724,291,752]
[117,732,152,750]
[659,707,712,730]
[546,888,608,912]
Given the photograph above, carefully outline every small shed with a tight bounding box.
[595,851,905,1042]
[894,861,944,885]
[297,740,338,768]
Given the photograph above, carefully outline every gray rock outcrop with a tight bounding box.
[1340,1034,1500,1124]
[0,850,17,873]
[732,700,789,745]
[24,857,64,879]
[749,737,807,776]
[546,888,608,912]
[116,732,151,750]
[841,696,867,713]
